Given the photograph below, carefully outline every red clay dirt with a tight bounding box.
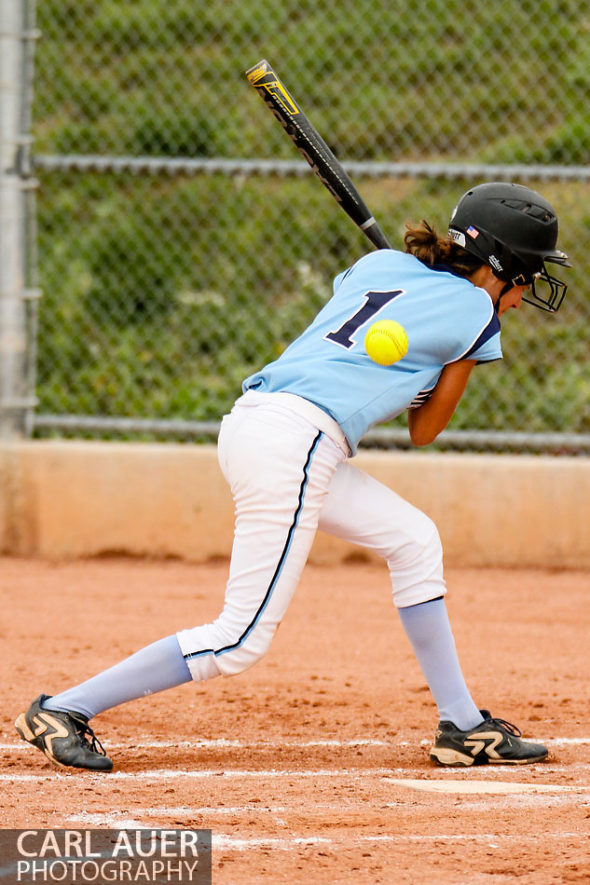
[1,556,589,883]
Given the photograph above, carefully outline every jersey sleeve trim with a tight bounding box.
[452,304,501,362]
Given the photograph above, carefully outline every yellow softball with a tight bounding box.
[364,320,408,366]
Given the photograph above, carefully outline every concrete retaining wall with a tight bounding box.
[1,440,588,569]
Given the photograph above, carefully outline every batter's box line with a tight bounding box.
[0,768,395,783]
[4,766,590,785]
[213,831,588,851]
[212,831,590,850]
[42,831,588,852]
[1,738,390,750]
[2,736,589,751]
[68,805,291,824]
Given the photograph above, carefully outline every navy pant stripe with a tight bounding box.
[183,430,323,662]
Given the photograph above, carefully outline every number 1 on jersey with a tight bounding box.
[324,289,404,349]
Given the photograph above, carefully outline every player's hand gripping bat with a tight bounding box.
[245,59,392,251]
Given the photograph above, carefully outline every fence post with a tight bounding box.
[0,0,37,439]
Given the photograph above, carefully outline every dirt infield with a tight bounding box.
[2,556,589,883]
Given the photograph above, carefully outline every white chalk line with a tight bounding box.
[210,831,588,852]
[3,765,590,786]
[2,736,588,752]
[0,738,387,751]
[44,821,589,851]
[68,805,289,824]
[0,767,393,783]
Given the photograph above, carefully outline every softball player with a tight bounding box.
[16,182,569,771]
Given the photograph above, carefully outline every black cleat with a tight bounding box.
[430,709,548,767]
[15,694,113,771]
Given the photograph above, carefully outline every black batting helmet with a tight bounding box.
[448,182,570,312]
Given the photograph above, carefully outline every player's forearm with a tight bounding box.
[407,359,476,446]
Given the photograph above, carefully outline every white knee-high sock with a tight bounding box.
[42,634,192,720]
[398,597,483,730]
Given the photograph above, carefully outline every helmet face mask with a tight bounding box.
[522,266,567,313]
[448,182,570,313]
[495,245,569,312]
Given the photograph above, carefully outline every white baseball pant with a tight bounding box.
[177,393,446,682]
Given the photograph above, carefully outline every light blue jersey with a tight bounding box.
[243,249,501,453]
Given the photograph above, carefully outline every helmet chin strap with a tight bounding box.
[494,280,513,314]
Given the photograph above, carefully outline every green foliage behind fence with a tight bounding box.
[32,0,590,443]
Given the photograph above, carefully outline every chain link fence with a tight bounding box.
[20,0,590,449]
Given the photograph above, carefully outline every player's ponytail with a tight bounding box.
[404,220,483,279]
